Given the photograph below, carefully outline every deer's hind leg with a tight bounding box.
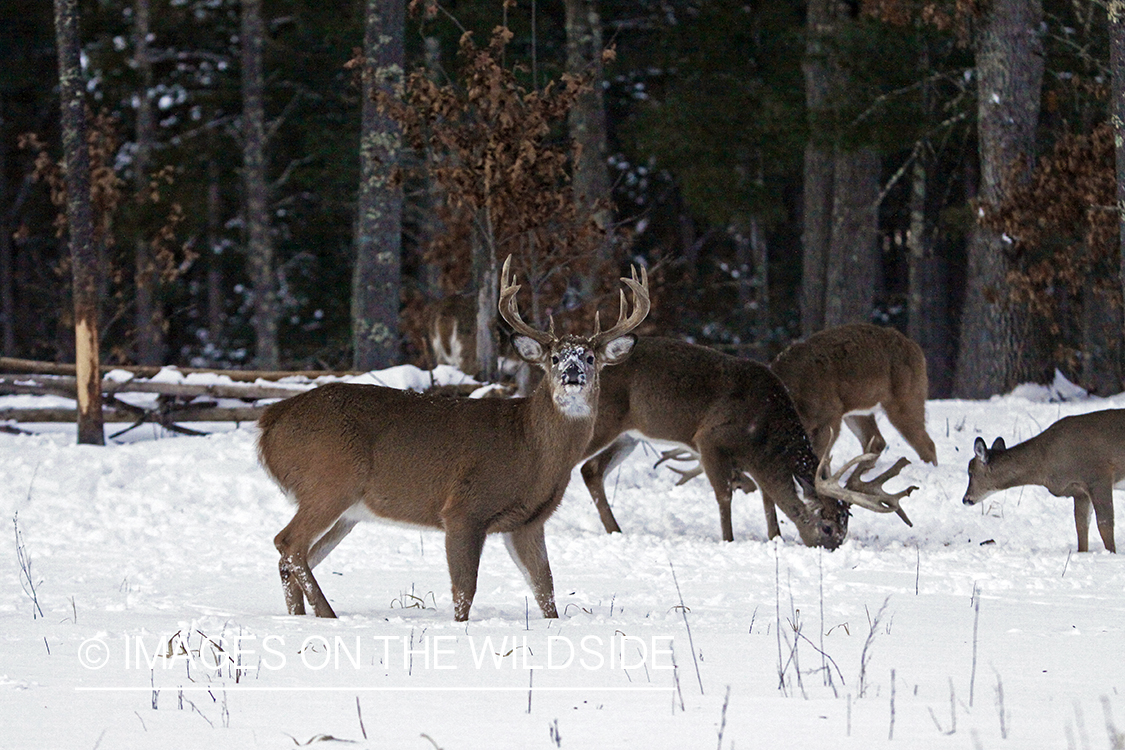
[504,523,558,618]
[882,396,938,465]
[275,498,356,617]
[697,437,737,542]
[1089,480,1116,553]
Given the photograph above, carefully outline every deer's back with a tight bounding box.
[771,324,926,414]
[1037,409,1125,486]
[592,338,815,475]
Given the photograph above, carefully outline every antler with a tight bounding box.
[814,447,917,527]
[653,447,758,493]
[498,255,554,345]
[590,264,650,347]
[653,448,705,486]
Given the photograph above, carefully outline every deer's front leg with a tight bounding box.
[1072,490,1092,553]
[444,521,488,621]
[504,523,558,618]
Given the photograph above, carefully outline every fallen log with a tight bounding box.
[0,356,359,382]
[0,406,266,423]
[0,373,308,400]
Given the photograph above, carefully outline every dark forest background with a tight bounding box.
[3,0,1124,399]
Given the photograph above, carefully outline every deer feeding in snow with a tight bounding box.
[770,323,938,470]
[963,409,1125,553]
[579,336,917,546]
[258,257,650,621]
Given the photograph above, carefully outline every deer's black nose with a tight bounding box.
[563,362,585,385]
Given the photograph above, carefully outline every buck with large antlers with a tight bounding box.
[770,323,937,469]
[963,409,1125,553]
[258,257,649,620]
[579,337,916,546]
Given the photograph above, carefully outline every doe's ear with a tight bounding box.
[511,334,546,365]
[990,436,1006,453]
[973,437,988,463]
[598,333,637,366]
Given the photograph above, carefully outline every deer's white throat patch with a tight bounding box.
[554,389,593,418]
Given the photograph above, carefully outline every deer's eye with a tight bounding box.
[586,354,594,365]
[551,355,559,365]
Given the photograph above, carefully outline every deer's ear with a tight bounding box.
[974,437,989,463]
[990,437,1006,453]
[598,333,637,366]
[511,334,546,364]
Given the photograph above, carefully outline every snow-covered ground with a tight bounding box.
[1,368,1124,749]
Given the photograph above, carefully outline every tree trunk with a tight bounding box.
[133,0,163,365]
[53,0,104,445]
[240,0,279,369]
[1081,284,1120,394]
[954,0,1044,397]
[471,211,499,382]
[1109,0,1125,393]
[565,0,613,294]
[352,0,404,371]
[800,0,835,337]
[823,147,880,327]
[0,99,15,356]
[206,152,224,355]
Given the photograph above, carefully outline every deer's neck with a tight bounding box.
[992,438,1050,489]
[523,383,598,460]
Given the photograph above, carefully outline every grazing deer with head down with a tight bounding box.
[579,336,916,545]
[258,257,649,621]
[962,409,1124,553]
[770,323,938,470]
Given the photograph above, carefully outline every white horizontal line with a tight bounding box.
[76,685,673,693]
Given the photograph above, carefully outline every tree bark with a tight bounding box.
[1109,0,1125,392]
[565,0,612,229]
[471,211,499,382]
[206,152,224,356]
[823,147,880,327]
[565,0,613,299]
[352,0,404,371]
[800,0,835,337]
[954,0,1044,398]
[241,0,279,369]
[133,0,163,365]
[0,99,15,356]
[53,0,104,444]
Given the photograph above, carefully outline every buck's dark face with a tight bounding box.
[813,498,850,550]
[795,476,850,549]
[513,333,637,419]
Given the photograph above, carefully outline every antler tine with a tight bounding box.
[653,447,704,485]
[844,457,917,527]
[656,450,703,484]
[813,428,916,526]
[498,255,554,345]
[592,264,650,346]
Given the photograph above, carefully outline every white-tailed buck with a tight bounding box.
[962,409,1124,553]
[770,323,937,469]
[580,337,916,546]
[259,257,649,620]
